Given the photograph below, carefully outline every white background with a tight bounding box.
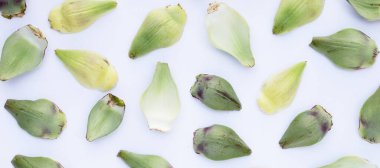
[1,0,380,167]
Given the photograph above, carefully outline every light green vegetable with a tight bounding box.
[279,105,333,149]
[140,62,180,132]
[12,155,64,168]
[86,93,125,141]
[359,87,380,143]
[193,124,251,161]
[5,99,66,139]
[49,0,117,33]
[190,74,241,111]
[320,156,377,168]
[0,0,26,19]
[257,61,306,114]
[0,25,47,81]
[129,4,187,58]
[206,2,254,67]
[55,49,118,91]
[310,28,378,69]
[347,0,380,21]
[118,150,173,168]
[273,0,324,34]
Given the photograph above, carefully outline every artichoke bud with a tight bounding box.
[310,28,378,70]
[279,105,333,149]
[359,87,380,143]
[190,74,241,111]
[193,124,252,161]
[0,0,26,19]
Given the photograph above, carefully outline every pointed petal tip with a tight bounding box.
[243,60,255,68]
[86,135,94,142]
[117,150,127,158]
[54,49,66,60]
[272,26,283,35]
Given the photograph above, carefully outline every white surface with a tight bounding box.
[1,0,380,167]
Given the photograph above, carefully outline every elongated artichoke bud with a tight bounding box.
[206,2,254,67]
[273,0,324,34]
[257,61,306,114]
[129,4,186,58]
[5,99,67,139]
[320,156,377,168]
[55,49,118,91]
[86,93,125,141]
[49,0,117,33]
[310,28,378,69]
[279,105,332,149]
[12,155,64,168]
[347,0,380,21]
[0,0,26,19]
[118,150,173,168]
[193,124,252,161]
[190,74,241,111]
[359,87,380,143]
[140,62,180,132]
[0,25,47,81]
